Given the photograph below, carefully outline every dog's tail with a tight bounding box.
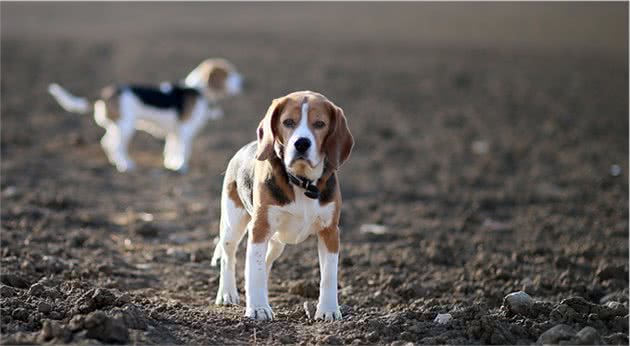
[48,83,90,114]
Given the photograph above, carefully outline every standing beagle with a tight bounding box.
[48,58,243,172]
[211,91,354,321]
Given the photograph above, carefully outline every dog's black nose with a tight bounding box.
[294,138,311,153]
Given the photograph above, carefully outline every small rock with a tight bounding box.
[117,304,147,330]
[68,315,85,331]
[133,223,160,238]
[359,224,388,235]
[28,283,46,296]
[0,273,30,289]
[434,313,452,324]
[12,308,29,321]
[596,264,628,281]
[40,320,65,341]
[166,248,190,262]
[366,330,380,342]
[0,284,17,297]
[603,332,629,345]
[504,291,534,315]
[609,164,622,177]
[168,234,191,245]
[537,324,576,345]
[277,334,296,344]
[38,301,52,314]
[289,280,319,298]
[303,301,316,320]
[322,335,342,345]
[191,248,211,262]
[340,304,353,316]
[92,288,117,308]
[576,326,603,345]
[471,140,489,155]
[84,310,129,344]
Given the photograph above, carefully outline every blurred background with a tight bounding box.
[1,3,628,345]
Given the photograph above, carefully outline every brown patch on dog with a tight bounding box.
[250,158,296,243]
[100,86,121,121]
[179,91,198,121]
[227,181,244,209]
[208,66,228,91]
[319,224,340,253]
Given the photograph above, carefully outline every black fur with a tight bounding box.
[264,175,291,205]
[318,174,337,204]
[126,83,200,118]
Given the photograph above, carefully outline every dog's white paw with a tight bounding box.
[215,290,239,305]
[245,306,274,321]
[116,160,136,173]
[315,306,342,321]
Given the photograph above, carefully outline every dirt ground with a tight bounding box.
[1,3,628,345]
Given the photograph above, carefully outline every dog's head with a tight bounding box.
[184,58,243,99]
[255,91,354,180]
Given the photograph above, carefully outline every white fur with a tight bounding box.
[284,101,321,174]
[48,83,89,114]
[215,177,339,321]
[268,187,335,245]
[245,241,273,320]
[214,197,248,305]
[315,239,342,320]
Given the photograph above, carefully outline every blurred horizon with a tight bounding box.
[2,2,627,57]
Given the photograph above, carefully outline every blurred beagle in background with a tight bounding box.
[48,58,243,172]
[211,91,354,321]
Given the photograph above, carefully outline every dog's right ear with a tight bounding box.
[184,60,213,88]
[256,97,286,161]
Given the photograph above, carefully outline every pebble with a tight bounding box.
[40,320,65,341]
[596,264,628,281]
[359,224,388,235]
[471,140,489,155]
[576,326,603,345]
[537,324,576,345]
[322,335,342,345]
[503,291,534,315]
[84,310,130,344]
[0,284,17,297]
[28,283,46,297]
[303,301,316,320]
[434,313,452,324]
[0,273,30,289]
[38,301,52,314]
[609,164,622,177]
[166,248,190,262]
[289,280,319,298]
[12,308,29,321]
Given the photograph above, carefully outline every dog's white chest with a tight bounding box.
[268,191,335,245]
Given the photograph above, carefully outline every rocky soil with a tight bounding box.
[1,2,628,345]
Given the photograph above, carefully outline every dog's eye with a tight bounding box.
[313,121,326,129]
[283,119,296,128]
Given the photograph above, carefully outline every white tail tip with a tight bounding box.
[48,83,90,114]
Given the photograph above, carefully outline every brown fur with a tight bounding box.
[100,86,120,121]
[227,181,245,209]
[179,92,198,121]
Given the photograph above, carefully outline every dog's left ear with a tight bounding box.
[184,59,228,92]
[256,97,286,161]
[323,103,354,170]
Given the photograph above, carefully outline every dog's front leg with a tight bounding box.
[245,222,273,320]
[315,226,342,321]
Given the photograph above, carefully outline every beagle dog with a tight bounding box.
[211,91,354,321]
[48,58,243,172]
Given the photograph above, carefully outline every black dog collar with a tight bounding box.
[287,172,320,199]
